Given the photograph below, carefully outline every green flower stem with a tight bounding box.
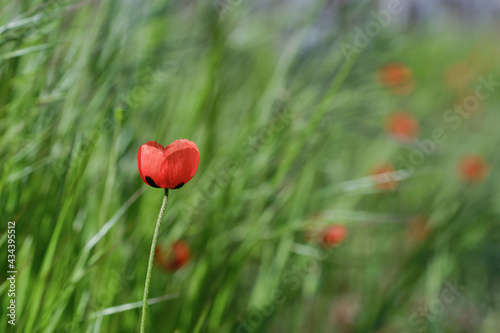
[140,188,169,333]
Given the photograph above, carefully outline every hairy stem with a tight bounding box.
[140,188,169,333]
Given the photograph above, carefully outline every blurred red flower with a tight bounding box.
[458,155,490,183]
[386,111,419,141]
[376,63,415,95]
[137,139,199,189]
[155,241,191,272]
[321,225,348,247]
[371,164,398,190]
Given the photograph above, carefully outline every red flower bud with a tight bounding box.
[155,241,191,272]
[386,111,419,142]
[375,63,415,95]
[321,225,348,247]
[458,155,489,184]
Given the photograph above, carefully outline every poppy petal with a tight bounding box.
[137,141,165,187]
[159,140,199,189]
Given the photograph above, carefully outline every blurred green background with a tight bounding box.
[1,0,500,332]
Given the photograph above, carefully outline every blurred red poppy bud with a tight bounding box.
[137,139,199,189]
[155,241,191,272]
[321,225,348,247]
[165,241,190,271]
[386,111,419,142]
[458,155,490,183]
[376,63,415,95]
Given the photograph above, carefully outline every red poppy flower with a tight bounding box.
[386,111,419,142]
[164,241,190,271]
[457,155,490,183]
[376,63,415,95]
[155,241,191,272]
[371,164,398,190]
[137,139,199,189]
[321,225,348,247]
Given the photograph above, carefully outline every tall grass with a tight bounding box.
[1,1,500,332]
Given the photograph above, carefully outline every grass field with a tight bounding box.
[1,1,500,332]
